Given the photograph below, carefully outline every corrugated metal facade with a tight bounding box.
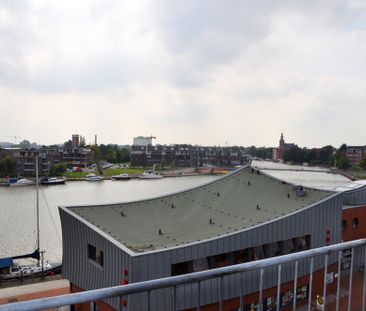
[60,192,343,311]
[60,210,133,309]
[342,186,366,205]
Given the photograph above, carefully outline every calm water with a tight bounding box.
[0,176,216,262]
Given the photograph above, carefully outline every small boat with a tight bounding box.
[1,261,62,280]
[139,166,164,179]
[5,177,34,187]
[40,177,66,185]
[111,174,131,181]
[85,174,103,182]
[139,171,163,179]
[139,164,164,179]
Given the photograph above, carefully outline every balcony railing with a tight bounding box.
[1,239,366,311]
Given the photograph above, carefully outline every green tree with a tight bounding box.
[360,156,366,169]
[19,140,31,149]
[319,145,335,165]
[339,143,347,153]
[0,156,17,177]
[337,156,350,169]
[49,163,67,176]
[120,148,130,163]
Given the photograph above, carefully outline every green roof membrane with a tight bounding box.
[67,167,332,253]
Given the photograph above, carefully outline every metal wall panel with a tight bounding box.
[342,186,366,205]
[59,209,133,310]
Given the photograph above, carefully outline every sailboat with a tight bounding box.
[0,157,62,281]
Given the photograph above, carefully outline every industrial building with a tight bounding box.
[58,164,366,310]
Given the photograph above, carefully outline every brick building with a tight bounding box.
[131,144,250,167]
[272,133,296,161]
[345,146,366,167]
[0,147,92,176]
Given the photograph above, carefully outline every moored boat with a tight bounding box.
[85,174,103,181]
[40,177,66,185]
[1,260,62,280]
[111,174,131,180]
[139,170,163,179]
[5,177,34,187]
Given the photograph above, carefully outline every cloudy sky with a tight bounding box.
[0,0,365,147]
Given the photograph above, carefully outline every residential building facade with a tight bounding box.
[131,144,250,167]
[345,146,366,167]
[0,147,92,176]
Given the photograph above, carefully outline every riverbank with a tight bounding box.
[0,167,232,185]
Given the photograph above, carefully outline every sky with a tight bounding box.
[0,0,366,148]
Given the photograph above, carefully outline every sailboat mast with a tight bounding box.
[36,155,40,256]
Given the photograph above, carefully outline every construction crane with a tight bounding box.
[5,136,20,144]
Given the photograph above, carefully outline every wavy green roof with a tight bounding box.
[67,167,332,253]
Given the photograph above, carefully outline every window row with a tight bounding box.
[342,217,359,232]
[172,235,310,276]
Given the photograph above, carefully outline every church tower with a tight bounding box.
[278,133,285,160]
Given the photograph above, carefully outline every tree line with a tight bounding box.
[249,144,366,170]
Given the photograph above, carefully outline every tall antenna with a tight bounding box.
[36,156,40,261]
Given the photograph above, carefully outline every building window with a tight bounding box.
[172,261,192,275]
[279,239,295,255]
[293,236,310,251]
[88,244,104,267]
[342,220,347,232]
[211,253,230,268]
[171,235,310,276]
[193,258,209,272]
[352,217,359,230]
[253,246,264,260]
[264,242,280,258]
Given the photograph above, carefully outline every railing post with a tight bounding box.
[276,264,282,311]
[347,248,355,311]
[363,246,366,311]
[259,268,264,311]
[172,286,177,311]
[219,276,224,311]
[292,260,298,311]
[308,257,314,311]
[240,272,244,311]
[197,281,201,311]
[147,290,151,311]
[336,250,342,311]
[322,253,329,309]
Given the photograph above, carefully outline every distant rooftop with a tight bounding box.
[251,160,366,192]
[66,166,332,253]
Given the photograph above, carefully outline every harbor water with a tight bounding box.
[0,176,217,263]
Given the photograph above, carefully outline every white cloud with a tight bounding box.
[0,0,365,147]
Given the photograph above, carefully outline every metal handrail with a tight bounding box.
[1,239,366,311]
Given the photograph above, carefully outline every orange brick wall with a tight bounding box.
[342,205,366,242]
